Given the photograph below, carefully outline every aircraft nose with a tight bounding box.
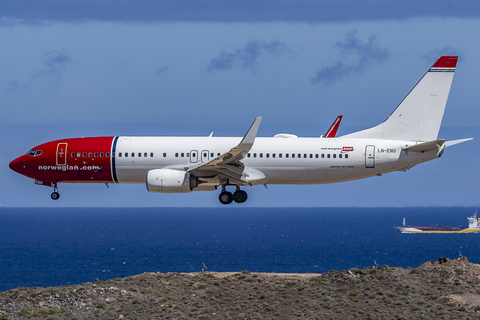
[9,157,25,174]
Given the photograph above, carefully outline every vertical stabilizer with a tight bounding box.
[342,56,457,141]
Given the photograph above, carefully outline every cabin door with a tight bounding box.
[365,145,375,168]
[56,143,68,166]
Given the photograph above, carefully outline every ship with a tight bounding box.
[395,212,480,233]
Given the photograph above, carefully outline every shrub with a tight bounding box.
[349,290,359,297]
[96,302,107,309]
[19,308,31,315]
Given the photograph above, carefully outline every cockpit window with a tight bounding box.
[26,150,42,156]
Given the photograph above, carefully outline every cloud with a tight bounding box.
[4,49,73,93]
[26,49,73,88]
[310,31,390,85]
[4,79,19,94]
[155,66,169,75]
[207,40,290,74]
[1,0,480,23]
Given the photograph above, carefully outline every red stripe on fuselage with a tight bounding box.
[10,137,115,183]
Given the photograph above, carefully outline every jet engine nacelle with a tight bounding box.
[146,169,197,193]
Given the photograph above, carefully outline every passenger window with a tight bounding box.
[339,154,342,158]
[345,154,349,159]
[175,153,178,157]
[83,152,86,157]
[192,152,196,157]
[260,153,263,158]
[303,154,307,158]
[309,154,313,158]
[88,152,92,157]
[292,154,295,158]
[163,153,166,157]
[315,154,318,158]
[327,154,330,158]
[272,154,275,158]
[247,154,251,158]
[150,153,153,157]
[181,153,184,157]
[71,152,75,157]
[119,153,122,157]
[298,154,301,158]
[211,153,214,157]
[254,153,257,158]
[286,154,289,158]
[125,153,128,157]
[279,153,282,158]
[266,154,269,158]
[106,153,110,157]
[333,154,336,158]
[95,152,98,157]
[217,153,220,156]
[322,154,325,158]
[100,152,104,157]
[77,152,81,157]
[139,153,142,157]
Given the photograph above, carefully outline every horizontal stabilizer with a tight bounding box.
[402,140,445,153]
[444,138,474,147]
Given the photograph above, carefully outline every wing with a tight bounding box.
[187,117,263,185]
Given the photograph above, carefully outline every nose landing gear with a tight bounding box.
[51,183,60,200]
[219,186,248,205]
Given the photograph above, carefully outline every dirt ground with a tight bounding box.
[1,257,480,319]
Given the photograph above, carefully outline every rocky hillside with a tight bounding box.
[1,257,480,319]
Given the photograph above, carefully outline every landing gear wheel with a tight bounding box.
[219,191,233,205]
[51,192,60,200]
[233,190,248,203]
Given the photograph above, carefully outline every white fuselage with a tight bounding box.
[114,136,436,186]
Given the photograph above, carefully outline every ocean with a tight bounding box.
[0,207,479,292]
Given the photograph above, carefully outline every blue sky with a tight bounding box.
[1,1,479,207]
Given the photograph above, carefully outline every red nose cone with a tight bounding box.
[9,157,24,174]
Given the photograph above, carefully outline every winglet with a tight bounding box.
[323,115,343,138]
[236,117,262,149]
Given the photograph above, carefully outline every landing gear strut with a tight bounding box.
[51,183,60,200]
[218,186,248,205]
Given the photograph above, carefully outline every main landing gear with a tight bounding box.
[51,183,60,200]
[219,186,248,205]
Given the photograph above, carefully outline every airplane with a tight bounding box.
[9,56,472,204]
